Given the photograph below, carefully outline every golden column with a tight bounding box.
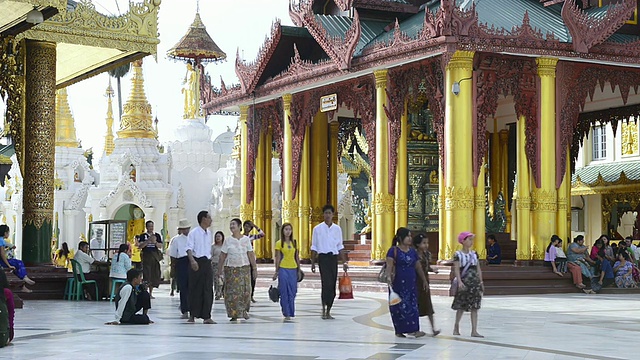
[531,57,558,260]
[516,116,531,260]
[499,129,511,232]
[438,169,447,259]
[281,94,299,238]
[23,40,56,264]
[565,149,572,239]
[395,102,409,229]
[299,127,311,260]
[310,111,328,227]
[373,69,395,259]
[489,120,500,209]
[239,105,253,221]
[444,51,475,258]
[253,130,266,259]
[104,80,116,156]
[556,146,570,241]
[55,88,80,148]
[473,163,486,256]
[264,128,273,259]
[329,121,339,223]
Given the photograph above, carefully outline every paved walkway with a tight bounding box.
[2,286,637,359]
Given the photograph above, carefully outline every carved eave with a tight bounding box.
[235,19,283,93]
[19,0,161,88]
[289,1,362,71]
[0,0,66,36]
[572,172,640,196]
[561,0,636,53]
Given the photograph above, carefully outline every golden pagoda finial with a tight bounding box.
[55,88,79,148]
[104,78,115,155]
[117,59,155,139]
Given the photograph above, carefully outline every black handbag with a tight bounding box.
[268,283,280,302]
[297,268,305,282]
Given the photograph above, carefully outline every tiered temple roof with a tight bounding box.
[201,0,640,113]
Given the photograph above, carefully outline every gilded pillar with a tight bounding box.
[253,131,266,259]
[310,111,328,227]
[444,51,475,258]
[438,168,447,260]
[565,149,572,239]
[489,119,500,210]
[299,127,311,260]
[473,162,486,256]
[499,129,511,232]
[516,116,531,260]
[394,103,409,229]
[373,69,395,260]
[239,105,253,221]
[329,121,339,223]
[556,145,569,242]
[264,128,273,259]
[532,57,558,260]
[23,40,56,264]
[281,94,299,238]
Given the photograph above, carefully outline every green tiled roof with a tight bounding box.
[572,160,640,185]
[315,15,389,56]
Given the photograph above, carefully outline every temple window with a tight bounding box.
[592,124,607,161]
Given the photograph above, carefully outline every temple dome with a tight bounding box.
[212,128,234,155]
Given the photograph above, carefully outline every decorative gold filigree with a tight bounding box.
[536,57,558,78]
[621,120,639,156]
[557,196,568,211]
[601,191,640,233]
[239,203,253,221]
[531,188,557,212]
[281,200,298,223]
[374,69,388,89]
[20,0,160,55]
[394,198,408,212]
[445,51,475,70]
[444,186,474,210]
[0,37,25,171]
[23,41,56,229]
[14,0,67,12]
[374,192,395,214]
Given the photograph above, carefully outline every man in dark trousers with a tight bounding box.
[168,219,191,319]
[310,204,348,320]
[186,211,215,324]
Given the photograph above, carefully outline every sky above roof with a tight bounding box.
[0,0,292,166]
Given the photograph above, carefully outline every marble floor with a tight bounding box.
[1,286,637,360]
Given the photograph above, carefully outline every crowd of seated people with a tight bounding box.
[544,234,640,292]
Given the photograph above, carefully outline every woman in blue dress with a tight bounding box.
[385,227,428,338]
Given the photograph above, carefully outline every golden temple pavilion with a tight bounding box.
[201,0,640,262]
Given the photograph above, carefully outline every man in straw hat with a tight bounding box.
[168,219,191,319]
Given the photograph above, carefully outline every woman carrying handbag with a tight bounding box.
[272,223,300,321]
[385,227,428,338]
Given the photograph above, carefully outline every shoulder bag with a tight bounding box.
[377,246,398,283]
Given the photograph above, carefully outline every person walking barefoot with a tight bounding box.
[413,234,440,336]
[451,232,484,338]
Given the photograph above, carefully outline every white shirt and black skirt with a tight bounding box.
[311,222,344,308]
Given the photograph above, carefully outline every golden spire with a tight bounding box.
[55,87,79,148]
[117,59,155,139]
[104,78,115,155]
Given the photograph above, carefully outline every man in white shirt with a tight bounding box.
[186,211,215,324]
[90,228,105,261]
[74,241,108,300]
[311,204,349,320]
[168,219,191,319]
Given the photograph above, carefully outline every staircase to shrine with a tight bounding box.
[256,263,639,296]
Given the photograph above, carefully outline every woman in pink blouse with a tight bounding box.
[544,236,563,277]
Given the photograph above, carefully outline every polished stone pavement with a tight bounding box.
[2,286,637,360]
